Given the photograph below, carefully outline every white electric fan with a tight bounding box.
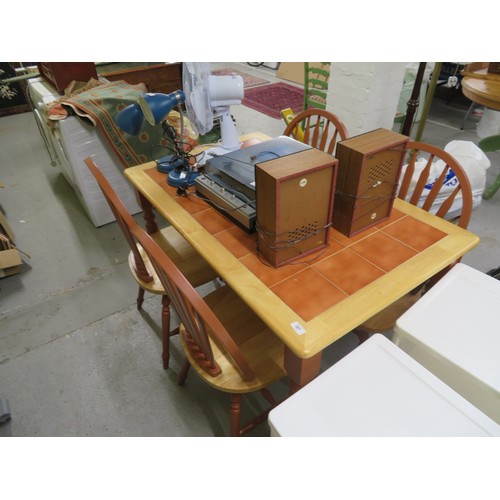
[182,62,244,159]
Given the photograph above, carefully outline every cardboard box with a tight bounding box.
[277,62,305,84]
[0,200,25,277]
[276,62,327,85]
[0,248,22,278]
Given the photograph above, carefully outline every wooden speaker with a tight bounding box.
[333,128,408,237]
[255,148,338,267]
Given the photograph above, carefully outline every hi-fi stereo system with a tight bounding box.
[193,129,408,268]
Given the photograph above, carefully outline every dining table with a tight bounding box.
[461,66,500,110]
[461,65,500,200]
[124,132,480,391]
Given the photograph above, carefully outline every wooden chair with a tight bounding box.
[353,141,473,341]
[397,141,473,228]
[84,157,218,369]
[280,63,333,136]
[130,223,287,437]
[283,108,349,155]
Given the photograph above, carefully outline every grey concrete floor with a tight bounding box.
[1,63,499,438]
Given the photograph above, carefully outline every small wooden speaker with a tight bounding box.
[333,128,408,237]
[255,148,338,267]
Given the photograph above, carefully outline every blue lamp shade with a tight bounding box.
[115,103,145,135]
[138,90,186,126]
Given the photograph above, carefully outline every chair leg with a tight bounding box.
[137,287,145,310]
[230,393,242,437]
[161,295,171,369]
[178,358,191,386]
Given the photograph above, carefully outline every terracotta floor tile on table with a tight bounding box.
[270,268,348,322]
[239,252,309,287]
[374,208,407,228]
[382,216,447,251]
[192,207,235,234]
[175,192,211,215]
[313,248,385,295]
[314,235,345,261]
[146,166,166,185]
[330,225,378,247]
[350,231,418,272]
[214,226,257,259]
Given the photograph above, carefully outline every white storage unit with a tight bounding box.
[393,263,500,424]
[28,77,141,227]
[268,334,500,437]
[28,77,62,169]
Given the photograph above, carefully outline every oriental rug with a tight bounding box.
[242,82,304,119]
[61,81,171,168]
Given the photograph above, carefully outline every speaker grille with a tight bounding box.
[367,158,395,184]
[287,221,320,242]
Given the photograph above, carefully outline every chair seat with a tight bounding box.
[129,226,218,295]
[393,263,500,424]
[268,334,500,436]
[130,221,287,436]
[180,285,286,394]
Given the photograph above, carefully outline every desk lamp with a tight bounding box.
[115,90,199,187]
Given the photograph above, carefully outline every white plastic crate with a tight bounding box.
[268,334,499,436]
[394,263,500,424]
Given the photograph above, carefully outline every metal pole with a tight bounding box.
[401,62,427,137]
[0,72,40,84]
[414,62,443,142]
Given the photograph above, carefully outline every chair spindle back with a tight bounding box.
[130,224,256,382]
[283,108,348,155]
[398,141,473,229]
[84,157,153,283]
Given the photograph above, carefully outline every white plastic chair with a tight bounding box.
[268,334,499,436]
[393,263,500,424]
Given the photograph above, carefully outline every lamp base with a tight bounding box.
[156,155,185,173]
[168,168,200,187]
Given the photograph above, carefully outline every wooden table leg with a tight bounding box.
[135,190,158,234]
[284,347,322,394]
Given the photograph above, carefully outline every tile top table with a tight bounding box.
[125,133,480,386]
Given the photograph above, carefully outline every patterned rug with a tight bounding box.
[242,82,304,119]
[61,81,171,168]
[211,68,269,88]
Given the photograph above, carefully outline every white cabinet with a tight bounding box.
[28,77,141,227]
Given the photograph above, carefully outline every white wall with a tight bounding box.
[327,62,408,136]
